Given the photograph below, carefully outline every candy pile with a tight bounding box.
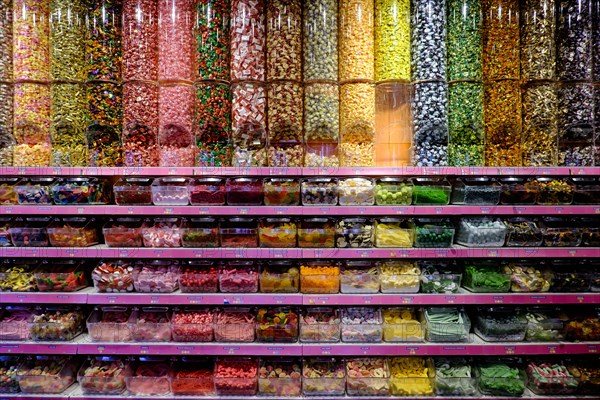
[302,358,345,396]
[478,362,526,396]
[382,307,425,342]
[92,261,135,293]
[434,358,477,396]
[301,179,338,205]
[298,218,336,248]
[374,178,413,205]
[130,308,171,342]
[0,266,36,292]
[78,357,130,395]
[259,263,299,293]
[214,358,258,396]
[214,308,256,342]
[419,262,462,293]
[141,218,182,248]
[340,262,379,293]
[179,262,219,293]
[414,219,455,248]
[0,358,19,393]
[132,261,179,293]
[219,262,259,293]
[300,262,340,294]
[300,308,341,343]
[263,178,300,206]
[256,307,299,342]
[389,357,434,396]
[425,307,470,342]
[87,307,133,342]
[338,178,375,206]
[341,307,383,342]
[126,360,171,396]
[463,262,511,292]
[504,262,552,292]
[17,357,76,394]
[171,309,214,342]
[505,218,544,247]
[258,359,302,397]
[527,361,578,395]
[0,307,32,340]
[259,218,297,248]
[474,307,528,342]
[171,361,214,396]
[378,261,420,293]
[456,218,507,247]
[374,218,414,248]
[346,358,390,396]
[30,307,84,341]
[336,218,373,248]
[525,309,566,342]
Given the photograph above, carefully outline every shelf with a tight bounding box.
[0,166,594,177]
[85,292,303,306]
[2,204,599,216]
[1,246,598,259]
[0,341,78,355]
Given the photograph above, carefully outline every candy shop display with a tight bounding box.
[171,358,215,396]
[179,261,219,293]
[299,307,341,343]
[434,358,478,396]
[214,307,256,342]
[0,356,20,393]
[259,218,297,248]
[50,83,88,167]
[256,307,299,342]
[302,357,346,396]
[375,0,410,79]
[226,178,263,206]
[521,82,558,166]
[339,0,374,81]
[414,218,455,248]
[0,178,17,204]
[474,306,528,342]
[389,357,435,396]
[14,178,54,205]
[220,261,259,293]
[92,260,136,293]
[47,217,99,247]
[340,261,379,293]
[549,263,591,292]
[541,217,582,247]
[499,177,539,204]
[505,218,544,247]
[300,261,340,294]
[0,306,32,341]
[158,84,196,167]
[77,357,132,395]
[51,177,111,205]
[214,357,258,396]
[345,357,390,396]
[259,261,300,293]
[171,308,214,342]
[339,83,376,167]
[448,82,485,167]
[267,81,303,142]
[304,142,340,167]
[419,261,462,293]
[151,177,190,206]
[556,83,594,167]
[122,83,159,167]
[267,140,305,168]
[572,177,600,204]
[526,361,578,395]
[132,260,179,293]
[424,307,470,342]
[0,217,11,247]
[33,260,87,292]
[263,178,300,206]
[337,178,375,206]
[463,262,511,292]
[567,360,600,395]
[382,307,425,342]
[451,177,501,205]
[125,358,172,396]
[220,218,258,248]
[304,83,339,145]
[564,308,600,341]
[297,218,336,248]
[86,307,133,342]
[412,177,451,205]
[503,260,552,293]
[258,358,302,397]
[189,177,226,206]
[477,360,526,396]
[336,218,373,248]
[85,85,123,167]
[129,307,171,342]
[16,357,78,394]
[524,307,567,342]
[378,260,420,293]
[374,178,413,205]
[456,217,508,247]
[141,218,182,248]
[301,178,338,206]
[374,217,415,248]
[29,306,85,341]
[181,218,220,248]
[113,178,153,206]
[231,83,267,167]
[9,217,51,247]
[341,307,383,343]
[103,218,146,248]
[536,177,575,205]
[412,82,449,167]
[374,83,412,167]
[0,261,38,292]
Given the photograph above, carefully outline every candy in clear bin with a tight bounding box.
[0,259,39,292]
[220,261,259,293]
[341,307,383,343]
[16,356,79,394]
[300,307,341,343]
[377,260,420,293]
[126,357,173,396]
[188,177,226,206]
[258,357,302,397]
[129,307,171,342]
[419,260,462,293]
[382,307,425,342]
[0,178,19,204]
[151,177,190,206]
[103,218,146,248]
[141,218,182,248]
[47,217,99,247]
[345,357,390,396]
[30,306,84,341]
[34,260,87,292]
[340,261,379,294]
[298,218,335,248]
[226,177,263,206]
[51,177,111,205]
[133,260,179,293]
[389,357,435,396]
[302,357,346,396]
[0,217,12,247]
[92,260,137,293]
[336,218,374,248]
[0,356,20,393]
[8,217,50,247]
[113,177,153,206]
[214,357,258,396]
[171,308,214,342]
[263,178,300,206]
[213,307,256,342]
[338,177,375,206]
[179,260,219,293]
[301,178,338,206]
[256,307,299,343]
[259,217,297,248]
[434,358,478,396]
[77,357,132,395]
[14,177,54,204]
[181,217,220,248]
[220,218,258,248]
[86,307,133,342]
[171,357,215,396]
[456,217,507,247]
[259,261,300,293]
[0,306,32,341]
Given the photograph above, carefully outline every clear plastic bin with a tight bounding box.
[572,177,600,204]
[259,218,297,248]
[541,217,582,247]
[0,217,12,247]
[425,307,471,342]
[151,177,190,206]
[504,260,552,292]
[389,357,435,396]
[259,261,300,293]
[48,217,99,247]
[336,218,374,248]
[302,357,345,396]
[86,306,133,342]
[0,356,21,393]
[535,177,575,205]
[256,307,299,343]
[171,358,215,396]
[580,218,600,247]
[179,261,219,293]
[9,217,50,247]
[214,357,258,396]
[220,261,259,293]
[375,178,413,205]
[505,218,543,247]
[475,306,528,342]
[378,260,421,293]
[103,218,146,247]
[92,260,137,293]
[526,360,578,395]
[477,360,526,397]
[77,357,132,395]
[258,358,302,397]
[564,307,600,341]
[220,218,258,248]
[113,177,153,206]
[226,177,263,206]
[414,218,455,248]
[382,307,426,342]
[51,177,111,205]
[17,356,78,394]
[141,218,183,248]
[419,261,462,293]
[300,307,341,343]
[338,177,375,206]
[171,308,214,342]
[412,177,451,205]
[374,218,415,248]
[181,218,220,248]
[126,358,173,396]
[263,178,301,206]
[456,218,507,247]
[346,358,390,396]
[566,360,600,395]
[188,177,226,206]
[214,307,256,342]
[340,261,379,294]
[341,307,383,343]
[0,178,19,204]
[29,306,85,341]
[499,177,538,205]
[434,358,478,396]
[15,177,55,205]
[34,260,87,292]
[525,307,567,342]
[300,261,340,294]
[301,178,338,206]
[133,260,179,293]
[451,177,501,205]
[298,218,335,248]
[0,306,32,341]
[463,261,511,293]
[550,263,591,292]
[128,307,171,342]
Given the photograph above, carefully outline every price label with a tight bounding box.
[150,296,160,304]
[0,344,19,353]
[274,207,289,215]
[319,207,331,214]
[187,296,203,304]
[178,346,194,355]
[588,345,597,354]
[119,250,129,257]
[360,251,372,258]
[223,347,238,355]
[353,168,363,175]
[272,296,286,305]
[569,250,577,256]
[223,297,244,305]
[66,249,78,257]
[515,207,527,214]
[138,346,149,354]
[97,346,105,353]
[594,207,600,214]
[2,206,12,214]
[168,168,178,175]
[16,294,28,302]
[360,347,370,354]
[52,167,62,175]
[77,207,85,214]
[393,207,409,215]
[443,346,466,352]
[445,296,456,304]
[154,250,164,256]
[198,207,210,215]
[357,207,367,215]
[321,347,332,355]
[407,347,419,355]
[504,346,515,355]
[107,296,119,304]
[362,296,373,305]
[402,296,414,304]
[480,207,491,214]
[435,207,443,214]
[530,295,546,304]
[163,208,173,215]
[577,296,585,303]
[238,208,249,215]
[547,346,557,354]
[55,295,69,300]
[127,207,135,215]
[554,207,563,214]
[268,347,283,355]
[493,296,504,304]
[434,250,449,258]
[488,250,498,257]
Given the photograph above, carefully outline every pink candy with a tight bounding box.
[158,0,194,82]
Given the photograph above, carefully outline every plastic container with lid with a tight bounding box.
[181,218,220,248]
[382,307,426,342]
[345,357,390,396]
[126,357,173,396]
[179,261,219,293]
[477,359,526,396]
[463,261,511,293]
[301,178,338,206]
[434,358,478,396]
[129,307,171,342]
[341,261,379,294]
[541,217,582,247]
[220,261,259,293]
[503,260,552,293]
[299,307,340,343]
[14,178,55,205]
[474,306,528,342]
[589,260,600,292]
[505,218,543,247]
[86,306,133,342]
[0,306,32,341]
[220,218,258,248]
[259,261,300,293]
[77,357,132,395]
[8,217,50,247]
[113,178,153,206]
[214,357,258,396]
[338,177,375,206]
[0,217,12,247]
[0,259,42,292]
[377,260,421,293]
[424,307,471,342]
[171,308,214,342]
[48,217,99,247]
[151,177,190,206]
[171,357,215,396]
[536,177,575,205]
[374,218,415,248]
[572,177,600,204]
[414,218,455,248]
[0,178,19,204]
[456,218,507,247]
[29,305,85,341]
[34,260,87,292]
[263,178,301,206]
[0,356,21,393]
[375,178,413,205]
[389,357,435,396]
[499,177,539,204]
[51,177,111,205]
[133,260,180,293]
[259,218,297,248]
[298,218,335,248]
[341,307,383,343]
[256,307,299,343]
[226,177,263,206]
[412,177,451,205]
[141,218,182,248]
[103,218,146,248]
[302,357,345,396]
[566,359,600,394]
[336,218,374,248]
[188,177,226,206]
[16,356,78,394]
[550,261,591,292]
[258,357,302,397]
[526,360,578,395]
[524,306,567,342]
[580,217,600,247]
[300,261,340,294]
[214,308,257,343]
[564,307,600,341]
[419,261,462,293]
[451,177,501,205]
[92,260,137,293]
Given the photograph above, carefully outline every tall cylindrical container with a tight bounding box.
[375,0,410,81]
[159,0,194,82]
[520,0,556,81]
[339,0,375,81]
[159,83,195,166]
[51,83,87,166]
[413,81,448,166]
[122,0,158,81]
[195,0,230,81]
[13,83,52,166]
[339,82,375,166]
[412,0,446,81]
[122,81,159,166]
[482,0,519,81]
[593,0,599,81]
[304,82,340,167]
[0,83,14,166]
[51,0,86,81]
[303,0,338,82]
[86,81,123,167]
[484,80,521,166]
[13,0,50,82]
[375,82,412,166]
[230,0,265,81]
[556,0,593,81]
[557,82,595,165]
[447,0,482,81]
[448,81,484,165]
[521,82,558,166]
[195,81,232,166]
[85,0,122,82]
[231,81,267,166]
[0,0,13,82]
[267,0,302,82]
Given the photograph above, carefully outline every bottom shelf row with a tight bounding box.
[2,355,599,398]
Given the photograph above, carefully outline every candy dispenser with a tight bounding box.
[521,0,556,81]
[158,83,195,166]
[375,0,411,81]
[447,0,482,81]
[339,83,375,166]
[50,0,86,81]
[13,0,50,82]
[122,0,158,81]
[304,83,339,167]
[231,0,265,81]
[195,81,232,166]
[85,0,122,82]
[521,82,558,166]
[50,83,87,166]
[0,0,12,83]
[13,83,51,167]
[557,82,594,166]
[195,0,230,80]
[158,0,194,82]
[231,81,267,166]
[86,82,123,166]
[412,0,446,81]
[482,0,520,81]
[267,0,302,82]
[412,81,448,166]
[448,81,484,166]
[268,139,305,167]
[268,81,303,143]
[484,80,522,166]
[122,81,159,167]
[557,0,593,81]
[339,0,374,81]
[0,83,14,166]
[594,1,600,81]
[303,0,338,82]
[375,82,412,166]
